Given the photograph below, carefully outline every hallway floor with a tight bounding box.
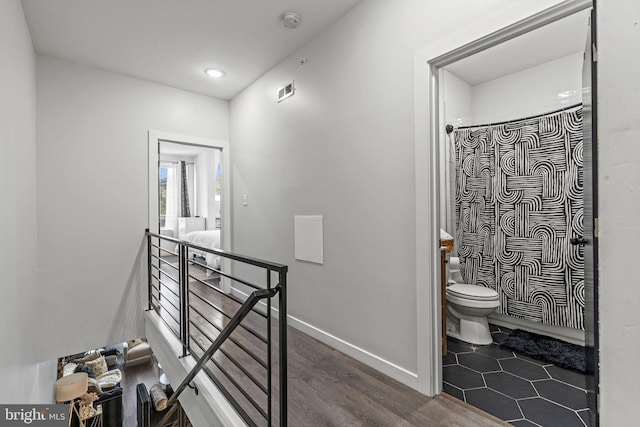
[443,325,591,427]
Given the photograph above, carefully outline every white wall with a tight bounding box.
[471,52,584,124]
[36,55,229,360]
[0,0,49,403]
[597,1,640,424]
[440,70,473,239]
[230,0,520,380]
[196,149,221,229]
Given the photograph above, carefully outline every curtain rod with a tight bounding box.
[449,103,582,132]
[159,160,196,165]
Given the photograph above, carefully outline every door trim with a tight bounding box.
[413,0,593,397]
[148,130,232,291]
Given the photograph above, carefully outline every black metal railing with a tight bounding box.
[146,230,288,427]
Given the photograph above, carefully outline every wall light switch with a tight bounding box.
[242,194,248,206]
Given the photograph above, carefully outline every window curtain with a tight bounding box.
[180,160,191,217]
[163,162,178,232]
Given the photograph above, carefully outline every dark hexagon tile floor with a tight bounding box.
[443,325,591,427]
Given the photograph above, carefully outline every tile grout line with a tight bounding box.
[446,327,589,427]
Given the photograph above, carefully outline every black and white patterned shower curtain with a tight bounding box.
[455,107,584,330]
[180,160,191,217]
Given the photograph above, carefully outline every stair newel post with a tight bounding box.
[279,268,288,427]
[179,243,189,358]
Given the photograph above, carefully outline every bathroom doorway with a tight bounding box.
[414,1,598,426]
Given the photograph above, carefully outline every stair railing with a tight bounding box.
[146,230,288,427]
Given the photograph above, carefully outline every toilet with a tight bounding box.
[446,257,500,345]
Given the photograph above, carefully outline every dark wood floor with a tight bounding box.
[282,325,509,427]
[151,257,509,427]
[120,358,159,427]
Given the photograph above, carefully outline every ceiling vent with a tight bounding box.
[280,11,301,29]
[277,82,295,103]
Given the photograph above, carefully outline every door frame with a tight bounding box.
[148,130,232,291]
[413,0,594,397]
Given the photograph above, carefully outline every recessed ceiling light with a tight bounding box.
[205,68,225,78]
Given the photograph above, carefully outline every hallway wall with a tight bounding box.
[0,0,52,404]
[35,55,229,361]
[229,0,566,383]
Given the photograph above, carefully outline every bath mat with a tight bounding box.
[499,329,587,373]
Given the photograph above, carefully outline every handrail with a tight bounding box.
[146,230,288,272]
[157,286,279,427]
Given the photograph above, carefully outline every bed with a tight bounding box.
[176,229,221,270]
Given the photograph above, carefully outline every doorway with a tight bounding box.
[413,0,598,426]
[148,131,232,290]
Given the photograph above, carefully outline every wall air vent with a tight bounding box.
[277,81,295,103]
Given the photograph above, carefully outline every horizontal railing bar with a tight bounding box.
[186,257,219,273]
[188,305,268,369]
[158,299,181,324]
[187,259,265,292]
[147,231,288,273]
[151,274,180,296]
[150,262,179,282]
[150,294,160,306]
[159,286,180,308]
[154,307,181,340]
[202,366,259,427]
[158,280,180,299]
[148,241,162,251]
[161,299,181,318]
[187,259,272,293]
[190,339,268,421]
[150,253,179,269]
[188,326,268,394]
[188,274,268,320]
[188,288,268,343]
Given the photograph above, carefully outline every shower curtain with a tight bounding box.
[454,107,584,330]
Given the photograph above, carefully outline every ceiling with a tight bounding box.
[160,141,215,157]
[445,9,591,86]
[20,0,361,100]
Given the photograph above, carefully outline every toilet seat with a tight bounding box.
[447,283,498,301]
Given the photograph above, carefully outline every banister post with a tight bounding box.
[279,268,288,426]
[146,229,152,311]
[179,243,189,358]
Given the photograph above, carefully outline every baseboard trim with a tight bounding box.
[489,313,586,346]
[230,287,419,390]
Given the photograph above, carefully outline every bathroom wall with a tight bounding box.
[472,52,584,124]
[440,71,473,241]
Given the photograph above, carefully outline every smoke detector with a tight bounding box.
[280,11,301,29]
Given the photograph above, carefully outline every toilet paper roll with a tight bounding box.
[449,256,460,271]
[448,256,465,284]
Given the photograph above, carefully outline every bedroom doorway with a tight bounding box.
[148,131,232,291]
[158,141,222,244]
